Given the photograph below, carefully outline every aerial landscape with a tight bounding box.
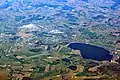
[0,0,120,80]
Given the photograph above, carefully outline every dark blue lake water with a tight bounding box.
[68,43,113,61]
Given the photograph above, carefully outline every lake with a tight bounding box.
[68,43,113,61]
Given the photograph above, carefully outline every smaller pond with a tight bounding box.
[29,48,41,52]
